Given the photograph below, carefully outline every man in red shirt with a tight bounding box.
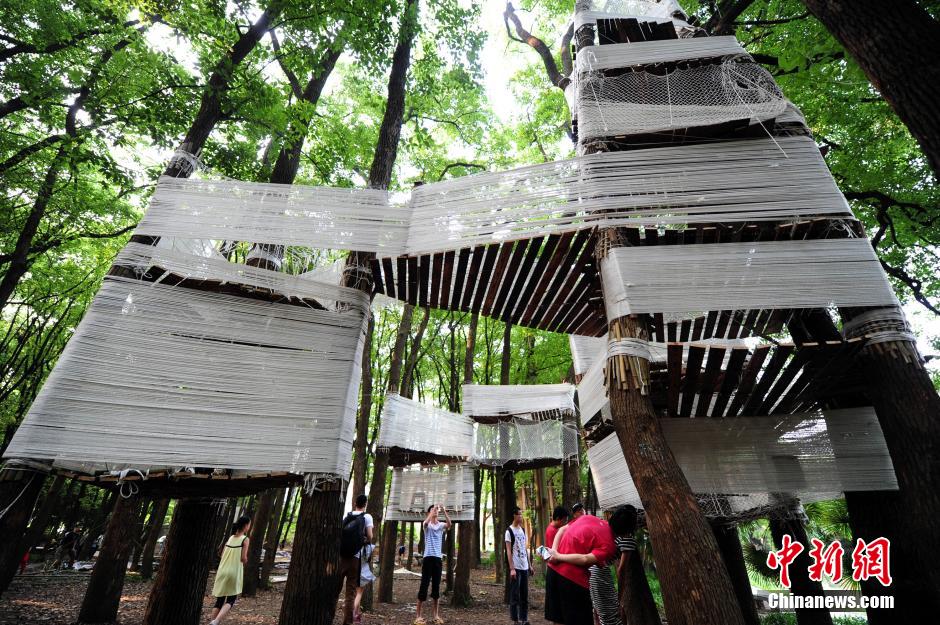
[548,512,623,625]
[543,506,570,625]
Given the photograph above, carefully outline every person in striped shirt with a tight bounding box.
[587,507,639,625]
[415,504,451,625]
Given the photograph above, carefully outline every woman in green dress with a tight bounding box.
[209,515,251,625]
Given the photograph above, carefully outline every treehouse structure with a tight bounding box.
[1,1,924,623]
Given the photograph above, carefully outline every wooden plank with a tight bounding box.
[666,343,683,417]
[652,20,679,40]
[726,345,771,417]
[726,311,744,340]
[491,239,531,320]
[472,244,501,314]
[652,312,665,343]
[711,347,748,417]
[396,257,407,303]
[517,235,561,324]
[691,316,705,341]
[370,260,385,295]
[622,18,644,43]
[521,233,571,326]
[382,258,396,298]
[741,345,795,416]
[702,311,718,340]
[450,248,471,310]
[407,256,419,306]
[741,309,761,338]
[440,250,455,310]
[504,238,543,323]
[430,253,443,308]
[714,310,731,339]
[679,319,692,342]
[530,230,591,328]
[775,343,849,415]
[460,247,485,312]
[556,276,594,334]
[679,345,706,417]
[695,347,726,417]
[666,321,677,343]
[418,255,430,307]
[542,233,597,331]
[757,349,810,415]
[482,242,515,316]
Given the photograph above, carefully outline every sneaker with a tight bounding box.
[413,618,427,625]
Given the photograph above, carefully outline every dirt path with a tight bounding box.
[0,565,550,625]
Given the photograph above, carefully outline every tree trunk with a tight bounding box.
[445,520,456,592]
[452,522,474,606]
[407,521,415,571]
[278,482,345,625]
[712,522,760,625]
[22,474,66,555]
[142,499,223,625]
[139,498,170,580]
[352,314,375,498]
[618,542,662,625]
[472,470,482,567]
[377,519,398,602]
[260,488,286,588]
[242,488,275,596]
[801,0,940,178]
[129,499,151,571]
[162,0,287,178]
[78,494,140,623]
[769,515,834,625]
[500,469,515,604]
[562,409,582,508]
[0,472,45,596]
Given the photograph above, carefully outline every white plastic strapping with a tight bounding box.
[385,464,475,521]
[3,275,368,476]
[575,38,746,71]
[462,384,576,420]
[600,238,898,317]
[588,407,898,513]
[377,394,474,460]
[133,137,852,257]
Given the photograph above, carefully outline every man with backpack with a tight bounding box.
[340,494,374,625]
[505,506,531,625]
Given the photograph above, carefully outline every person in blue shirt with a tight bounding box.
[415,503,451,625]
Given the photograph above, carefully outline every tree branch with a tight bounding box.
[268,29,304,99]
[503,2,569,89]
[704,0,755,35]
[879,259,940,316]
[0,224,137,265]
[436,162,486,181]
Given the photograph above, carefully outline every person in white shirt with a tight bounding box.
[505,506,530,625]
[416,503,451,625]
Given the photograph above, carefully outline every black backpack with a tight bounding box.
[340,512,367,558]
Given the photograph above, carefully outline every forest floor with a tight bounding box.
[1,563,551,625]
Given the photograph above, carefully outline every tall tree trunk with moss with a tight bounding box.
[769,515,833,625]
[143,499,225,625]
[0,472,45,596]
[77,494,140,623]
[281,5,419,620]
[572,14,746,625]
[139,498,170,580]
[801,0,940,179]
[452,313,478,605]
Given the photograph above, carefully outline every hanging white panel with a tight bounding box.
[569,334,607,377]
[600,238,898,318]
[473,419,580,467]
[135,176,411,254]
[3,276,368,476]
[588,408,898,512]
[385,463,476,521]
[377,394,474,460]
[462,384,576,420]
[576,37,746,71]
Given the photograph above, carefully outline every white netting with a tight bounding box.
[3,275,368,476]
[577,61,787,141]
[377,394,474,460]
[473,418,580,467]
[385,463,476,522]
[588,408,898,517]
[462,384,576,420]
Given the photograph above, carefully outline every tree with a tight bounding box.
[800,0,940,179]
